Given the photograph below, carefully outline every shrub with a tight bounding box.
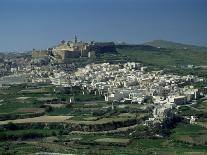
[161,114,183,136]
[52,131,57,136]
[45,106,53,112]
[21,132,44,140]
[7,122,18,130]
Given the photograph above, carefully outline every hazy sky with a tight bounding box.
[0,0,207,52]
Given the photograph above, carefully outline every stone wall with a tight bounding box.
[32,50,51,58]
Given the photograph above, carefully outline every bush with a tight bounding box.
[52,131,57,136]
[45,106,53,112]
[58,130,63,136]
[61,98,66,101]
[58,130,68,136]
[7,122,18,130]
[161,114,183,136]
[132,125,154,138]
[92,109,108,116]
[21,132,44,140]
[66,104,72,108]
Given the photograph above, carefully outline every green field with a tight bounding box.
[171,123,207,146]
[116,46,207,66]
[1,132,206,155]
[1,42,207,154]
[0,84,206,154]
[94,40,207,72]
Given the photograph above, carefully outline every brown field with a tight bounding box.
[83,103,99,107]
[25,141,74,154]
[159,152,206,155]
[71,124,138,135]
[197,121,207,128]
[16,97,31,100]
[201,100,207,111]
[196,100,207,112]
[44,104,66,108]
[83,116,98,121]
[19,88,49,94]
[37,97,56,101]
[158,152,176,155]
[177,134,207,145]
[95,138,130,145]
[69,113,146,125]
[184,152,207,155]
[118,113,136,117]
[69,116,134,125]
[15,108,45,113]
[0,115,73,124]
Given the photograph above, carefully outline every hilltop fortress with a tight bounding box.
[32,36,116,62]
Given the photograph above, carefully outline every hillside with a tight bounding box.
[114,41,207,66]
[144,40,207,51]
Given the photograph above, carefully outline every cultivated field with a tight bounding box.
[95,138,130,145]
[0,115,73,124]
[0,84,207,154]
[15,108,45,113]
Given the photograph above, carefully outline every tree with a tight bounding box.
[7,122,18,130]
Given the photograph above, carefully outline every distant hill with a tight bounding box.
[115,44,165,51]
[144,40,207,50]
[115,40,207,66]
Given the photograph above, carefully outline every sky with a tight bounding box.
[0,0,207,52]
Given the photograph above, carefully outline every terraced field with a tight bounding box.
[0,84,207,154]
[0,115,73,124]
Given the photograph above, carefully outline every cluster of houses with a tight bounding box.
[0,61,205,123]
[67,62,203,122]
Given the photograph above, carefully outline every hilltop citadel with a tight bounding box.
[32,35,116,63]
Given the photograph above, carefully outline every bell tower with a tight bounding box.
[74,35,78,43]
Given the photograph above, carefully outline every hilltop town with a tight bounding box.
[32,35,116,64]
[1,0,207,154]
[0,38,207,155]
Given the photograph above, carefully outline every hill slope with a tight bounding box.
[144,40,207,50]
[114,41,207,66]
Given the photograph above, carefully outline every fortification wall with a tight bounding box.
[32,50,51,58]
